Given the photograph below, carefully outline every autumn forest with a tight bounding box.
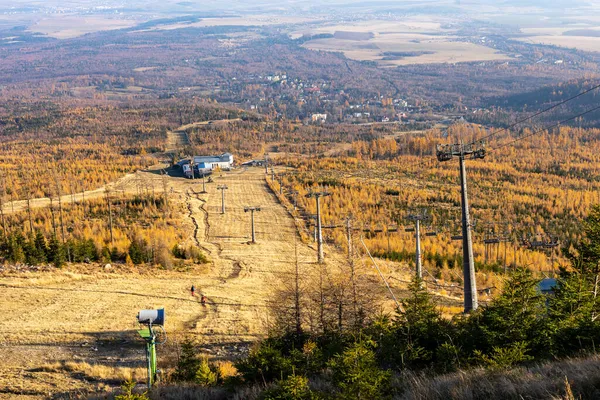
[2,2,600,398]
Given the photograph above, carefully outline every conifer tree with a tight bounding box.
[172,340,200,382]
[47,235,65,268]
[328,339,391,399]
[550,204,600,355]
[469,268,548,359]
[388,277,447,369]
[7,233,25,263]
[33,231,48,262]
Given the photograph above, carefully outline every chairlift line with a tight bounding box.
[359,235,402,310]
[435,143,481,312]
[490,104,600,152]
[471,82,600,146]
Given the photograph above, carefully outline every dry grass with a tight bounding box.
[439,305,464,316]
[87,355,600,400]
[40,361,146,382]
[558,377,577,400]
[395,355,600,400]
[0,168,355,397]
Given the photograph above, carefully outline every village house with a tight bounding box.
[311,113,327,123]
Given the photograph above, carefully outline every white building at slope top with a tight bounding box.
[195,153,234,171]
[183,153,234,178]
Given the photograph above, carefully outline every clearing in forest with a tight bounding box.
[0,167,331,398]
[166,130,190,152]
[0,166,462,398]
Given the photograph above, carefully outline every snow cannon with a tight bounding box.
[137,308,165,326]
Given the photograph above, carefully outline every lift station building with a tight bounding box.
[182,153,234,178]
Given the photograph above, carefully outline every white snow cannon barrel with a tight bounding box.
[137,308,165,325]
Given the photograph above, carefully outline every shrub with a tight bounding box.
[388,277,448,369]
[128,236,151,264]
[235,344,294,384]
[474,341,534,370]
[172,340,200,382]
[195,356,219,386]
[172,244,209,264]
[260,374,320,400]
[328,340,391,399]
[155,240,173,269]
[171,340,221,387]
[115,380,148,400]
[47,235,65,268]
[460,268,548,362]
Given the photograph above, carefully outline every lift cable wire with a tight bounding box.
[358,235,402,311]
[472,82,600,145]
[490,104,600,152]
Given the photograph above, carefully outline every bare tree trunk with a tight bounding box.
[319,265,326,333]
[81,182,86,218]
[338,300,343,332]
[0,172,8,238]
[25,188,33,233]
[69,181,75,205]
[294,236,302,335]
[55,173,70,262]
[49,196,57,238]
[0,186,6,239]
[106,190,114,246]
[592,273,599,322]
[347,217,359,329]
[162,170,169,224]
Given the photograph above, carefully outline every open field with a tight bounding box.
[133,15,319,33]
[507,13,600,53]
[291,18,449,36]
[133,67,159,73]
[294,18,512,66]
[304,35,510,66]
[517,34,600,53]
[27,16,139,39]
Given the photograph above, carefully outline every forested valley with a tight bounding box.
[2,4,600,399]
